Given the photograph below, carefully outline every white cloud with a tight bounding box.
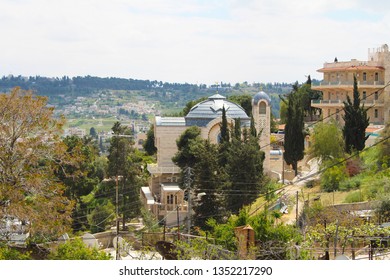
[0,0,388,84]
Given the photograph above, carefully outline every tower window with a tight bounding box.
[375,91,379,100]
[363,72,367,81]
[375,72,379,82]
[362,91,366,100]
[259,102,266,115]
[374,109,378,118]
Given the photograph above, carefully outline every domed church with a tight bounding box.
[141,92,271,225]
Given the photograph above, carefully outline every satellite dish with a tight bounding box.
[82,233,99,248]
[335,255,350,260]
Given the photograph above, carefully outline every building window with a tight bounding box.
[375,72,379,82]
[336,109,339,121]
[375,91,379,100]
[374,109,378,118]
[363,72,367,81]
[167,194,174,204]
[362,91,366,100]
[259,102,266,115]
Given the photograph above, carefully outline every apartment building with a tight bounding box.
[312,44,390,125]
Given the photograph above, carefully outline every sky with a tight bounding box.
[1,0,390,85]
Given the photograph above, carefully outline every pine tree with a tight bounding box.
[342,75,370,154]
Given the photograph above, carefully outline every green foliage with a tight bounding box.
[225,135,265,214]
[283,83,305,175]
[320,160,347,192]
[172,126,202,169]
[107,122,144,228]
[0,245,31,260]
[206,208,301,260]
[376,199,390,223]
[48,238,111,260]
[342,75,369,154]
[378,122,390,168]
[87,201,115,233]
[220,106,230,144]
[228,94,252,116]
[191,141,225,228]
[143,124,157,155]
[339,176,361,191]
[343,191,364,203]
[307,121,344,161]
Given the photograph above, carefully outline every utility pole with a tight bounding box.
[295,191,299,228]
[115,175,120,260]
[186,167,192,236]
[176,205,180,240]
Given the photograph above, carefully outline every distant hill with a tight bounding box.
[0,75,319,117]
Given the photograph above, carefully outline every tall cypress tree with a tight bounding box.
[250,114,257,137]
[220,106,230,143]
[283,84,305,176]
[343,75,370,154]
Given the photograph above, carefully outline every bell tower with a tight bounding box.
[252,90,271,174]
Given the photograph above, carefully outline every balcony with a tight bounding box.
[313,80,385,89]
[147,164,180,175]
[311,99,384,107]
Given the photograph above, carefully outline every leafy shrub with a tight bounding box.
[339,176,361,191]
[320,162,347,192]
[48,238,111,260]
[346,158,362,177]
[343,191,364,203]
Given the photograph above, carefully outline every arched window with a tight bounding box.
[362,72,367,81]
[259,102,266,115]
[375,72,379,82]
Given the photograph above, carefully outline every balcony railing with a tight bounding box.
[147,164,180,174]
[312,99,384,106]
[315,81,385,87]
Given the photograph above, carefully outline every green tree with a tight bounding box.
[89,127,97,138]
[57,135,100,232]
[378,122,390,168]
[307,121,344,162]
[0,88,74,240]
[143,124,157,156]
[0,245,31,260]
[283,84,305,176]
[48,238,111,260]
[220,106,230,144]
[228,94,252,116]
[172,126,202,169]
[343,75,369,154]
[320,160,348,192]
[87,202,115,233]
[191,140,224,229]
[225,130,265,214]
[107,122,142,229]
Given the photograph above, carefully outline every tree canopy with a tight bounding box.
[0,87,74,239]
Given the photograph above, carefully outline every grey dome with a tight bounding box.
[253,91,271,105]
[185,94,250,126]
